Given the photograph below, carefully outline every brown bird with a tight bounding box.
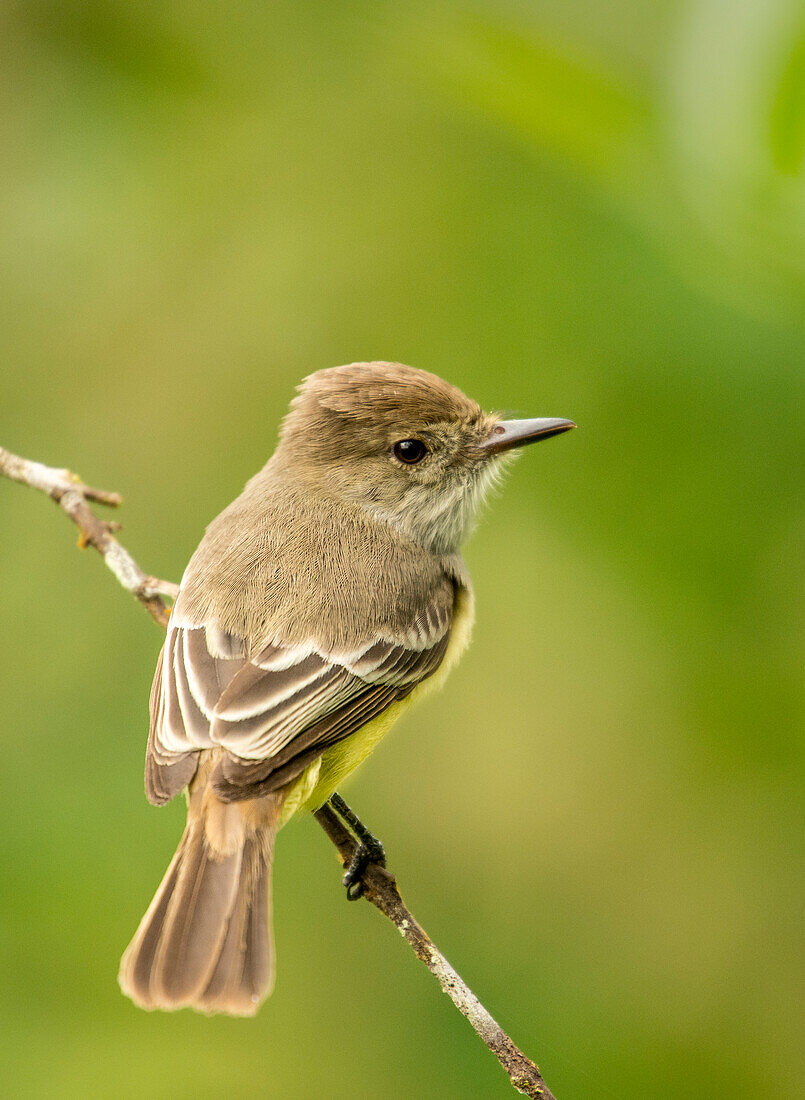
[118,361,574,1015]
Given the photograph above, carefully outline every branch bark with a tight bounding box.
[1,444,556,1100]
[0,447,177,628]
[315,804,556,1098]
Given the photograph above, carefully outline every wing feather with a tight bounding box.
[214,652,331,722]
[210,683,402,800]
[145,645,199,805]
[145,579,456,806]
[211,665,354,758]
[173,633,212,748]
[183,627,244,716]
[160,629,194,755]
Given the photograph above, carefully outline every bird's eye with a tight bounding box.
[393,439,428,464]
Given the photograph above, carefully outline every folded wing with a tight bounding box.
[146,587,453,805]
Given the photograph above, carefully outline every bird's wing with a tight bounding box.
[146,587,453,805]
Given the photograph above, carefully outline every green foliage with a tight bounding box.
[1,2,802,1097]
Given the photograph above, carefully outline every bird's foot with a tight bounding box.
[342,834,386,900]
[329,792,387,901]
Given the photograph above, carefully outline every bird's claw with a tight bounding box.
[342,836,386,901]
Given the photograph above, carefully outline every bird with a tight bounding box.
[118,361,574,1016]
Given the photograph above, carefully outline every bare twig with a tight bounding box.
[0,446,178,627]
[0,445,556,1099]
[314,804,555,1099]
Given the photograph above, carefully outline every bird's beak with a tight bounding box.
[479,418,576,455]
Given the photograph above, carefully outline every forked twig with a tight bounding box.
[0,447,177,627]
[0,445,555,1099]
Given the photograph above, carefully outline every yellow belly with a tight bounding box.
[278,585,475,826]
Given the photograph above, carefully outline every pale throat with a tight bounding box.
[358,461,505,556]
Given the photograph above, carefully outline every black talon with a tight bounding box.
[328,793,387,900]
[342,835,386,900]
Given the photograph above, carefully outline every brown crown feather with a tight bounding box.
[287,361,481,430]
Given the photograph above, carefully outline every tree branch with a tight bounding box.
[0,445,556,1100]
[314,804,555,1098]
[0,446,177,628]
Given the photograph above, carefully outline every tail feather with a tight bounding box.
[196,835,274,1014]
[123,834,188,1001]
[151,823,243,1005]
[119,796,278,1016]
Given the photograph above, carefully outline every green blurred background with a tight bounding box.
[1,2,803,1097]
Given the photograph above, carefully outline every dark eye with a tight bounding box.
[393,439,428,464]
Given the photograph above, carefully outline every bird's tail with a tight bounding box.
[119,772,281,1016]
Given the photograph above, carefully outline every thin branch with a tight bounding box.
[0,446,177,628]
[314,804,555,1099]
[0,445,556,1100]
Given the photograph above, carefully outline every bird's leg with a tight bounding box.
[328,792,386,901]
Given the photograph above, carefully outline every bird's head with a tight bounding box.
[275,361,574,554]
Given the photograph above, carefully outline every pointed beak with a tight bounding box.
[478,417,576,455]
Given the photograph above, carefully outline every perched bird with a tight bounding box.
[119,361,574,1015]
